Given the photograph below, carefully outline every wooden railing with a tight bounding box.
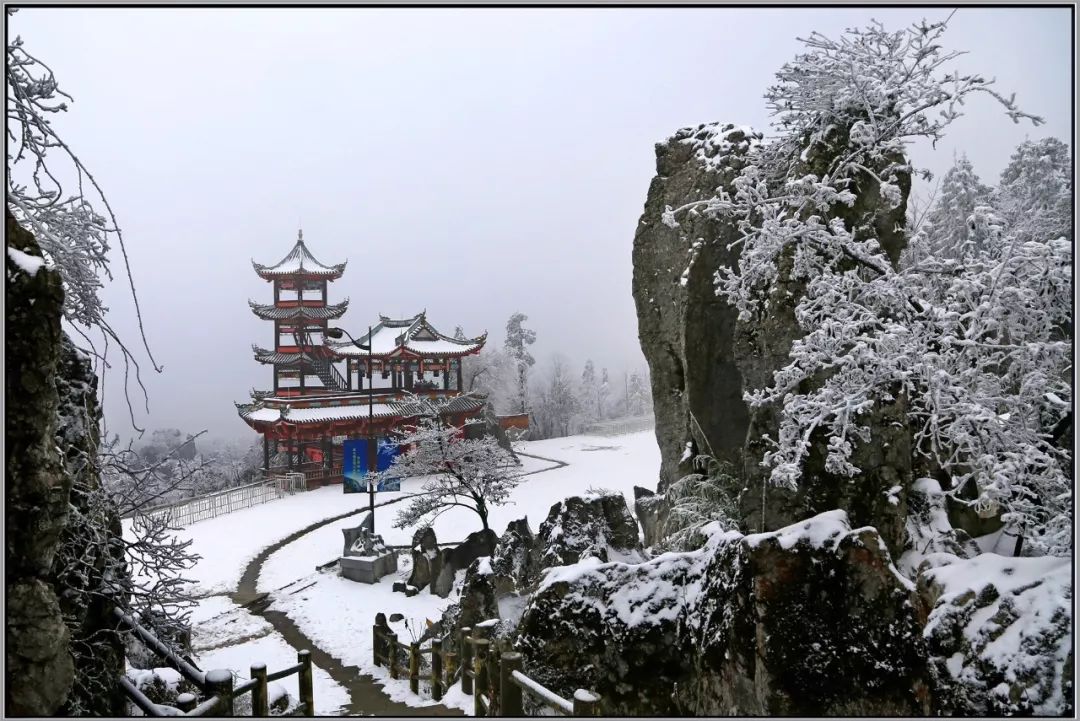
[115,609,315,716]
[136,474,307,528]
[372,615,600,717]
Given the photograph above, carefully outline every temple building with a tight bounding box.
[235,232,488,486]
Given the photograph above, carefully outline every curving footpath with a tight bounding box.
[232,507,462,716]
[230,449,568,716]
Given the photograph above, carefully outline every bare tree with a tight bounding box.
[6,10,162,433]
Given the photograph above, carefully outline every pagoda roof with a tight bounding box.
[252,345,320,366]
[252,232,346,280]
[327,312,486,359]
[235,394,485,427]
[249,299,350,320]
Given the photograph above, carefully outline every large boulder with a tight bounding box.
[920,554,1073,716]
[490,517,539,594]
[515,511,931,716]
[454,558,501,634]
[633,486,669,548]
[406,526,438,590]
[431,528,498,598]
[537,491,644,570]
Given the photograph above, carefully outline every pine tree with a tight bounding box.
[503,312,536,415]
[580,359,599,421]
[908,154,992,261]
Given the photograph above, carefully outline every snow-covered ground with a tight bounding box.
[187,596,351,715]
[174,430,660,714]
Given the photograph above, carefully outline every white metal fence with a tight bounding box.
[582,415,655,437]
[139,473,307,528]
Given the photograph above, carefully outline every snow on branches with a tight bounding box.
[6,18,161,431]
[371,394,522,533]
[664,18,1070,555]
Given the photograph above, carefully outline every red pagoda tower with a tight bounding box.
[237,231,488,487]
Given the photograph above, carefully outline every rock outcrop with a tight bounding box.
[489,517,539,594]
[920,554,1073,716]
[632,121,915,558]
[407,526,439,590]
[52,336,130,715]
[632,123,759,491]
[514,511,931,716]
[632,486,669,548]
[430,528,498,598]
[5,211,130,716]
[537,491,643,570]
[5,211,76,715]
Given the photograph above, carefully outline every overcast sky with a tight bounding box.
[11,7,1071,443]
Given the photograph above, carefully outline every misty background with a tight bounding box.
[11,7,1071,443]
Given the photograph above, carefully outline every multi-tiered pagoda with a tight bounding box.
[236,232,488,487]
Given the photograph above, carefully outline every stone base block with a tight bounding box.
[339,552,398,584]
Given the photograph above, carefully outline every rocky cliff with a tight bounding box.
[632,121,914,557]
[5,211,129,715]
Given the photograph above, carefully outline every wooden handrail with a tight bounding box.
[370,612,599,716]
[265,661,305,683]
[114,609,206,687]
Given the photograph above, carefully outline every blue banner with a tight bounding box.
[342,438,368,493]
[342,438,402,493]
[376,439,401,491]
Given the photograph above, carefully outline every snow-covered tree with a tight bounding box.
[580,359,599,421]
[534,355,584,438]
[627,371,649,416]
[504,312,537,415]
[374,395,521,533]
[905,155,991,263]
[597,367,611,420]
[665,19,1068,555]
[994,136,1072,246]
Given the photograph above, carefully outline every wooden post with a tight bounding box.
[205,668,234,717]
[251,663,268,717]
[573,690,601,716]
[409,642,420,695]
[263,435,270,474]
[176,693,196,713]
[373,613,387,666]
[389,633,400,680]
[487,647,501,716]
[431,638,444,701]
[460,627,473,695]
[298,649,314,717]
[473,639,489,717]
[500,652,523,717]
[444,650,457,685]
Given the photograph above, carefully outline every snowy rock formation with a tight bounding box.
[5,211,129,715]
[6,211,76,715]
[631,123,758,492]
[632,121,914,557]
[515,511,931,716]
[536,490,644,569]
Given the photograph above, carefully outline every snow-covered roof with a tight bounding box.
[248,299,350,320]
[252,232,346,279]
[252,345,319,366]
[327,312,485,359]
[236,394,485,427]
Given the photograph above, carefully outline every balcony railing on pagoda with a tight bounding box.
[262,462,341,489]
[268,386,461,401]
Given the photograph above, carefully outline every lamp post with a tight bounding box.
[327,325,377,530]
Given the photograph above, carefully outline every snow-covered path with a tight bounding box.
[179,430,660,716]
